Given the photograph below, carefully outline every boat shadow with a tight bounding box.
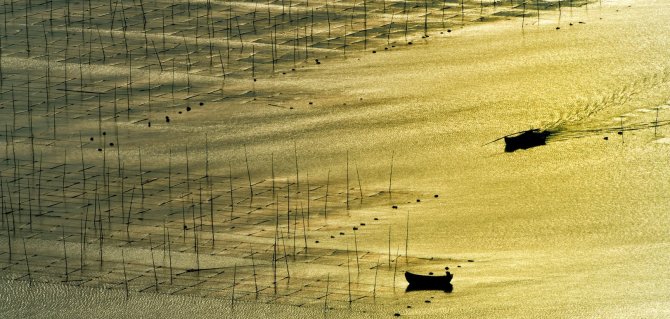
[405,283,453,293]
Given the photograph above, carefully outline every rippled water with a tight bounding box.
[2,0,670,317]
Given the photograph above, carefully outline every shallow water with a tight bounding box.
[1,0,670,317]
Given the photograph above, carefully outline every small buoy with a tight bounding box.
[315,240,319,243]
[102,132,106,136]
[372,50,376,53]
[394,313,401,317]
[434,194,439,198]
[447,29,452,33]
[360,223,366,226]
[556,27,560,30]
[429,272,434,275]
[374,218,379,221]
[407,41,413,45]
[109,142,114,146]
[339,232,345,235]
[425,300,431,303]
[353,227,358,231]
[186,106,191,112]
[617,131,623,135]
[416,199,421,202]
[199,102,204,106]
[309,102,313,105]
[330,235,335,238]
[97,148,102,152]
[604,136,609,140]
[467,259,474,262]
[148,122,151,127]
[90,137,94,141]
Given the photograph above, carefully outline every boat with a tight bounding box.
[404,270,453,291]
[503,129,551,152]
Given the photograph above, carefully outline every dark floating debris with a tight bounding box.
[165,116,170,123]
[416,199,421,202]
[394,313,401,317]
[392,205,398,209]
[434,194,439,198]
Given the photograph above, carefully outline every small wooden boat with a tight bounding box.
[504,129,551,152]
[405,271,453,291]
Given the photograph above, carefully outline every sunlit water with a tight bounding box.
[2,0,670,317]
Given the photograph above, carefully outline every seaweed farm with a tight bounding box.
[0,0,524,313]
[2,0,670,317]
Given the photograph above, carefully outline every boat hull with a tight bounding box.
[404,271,453,291]
[504,129,551,152]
